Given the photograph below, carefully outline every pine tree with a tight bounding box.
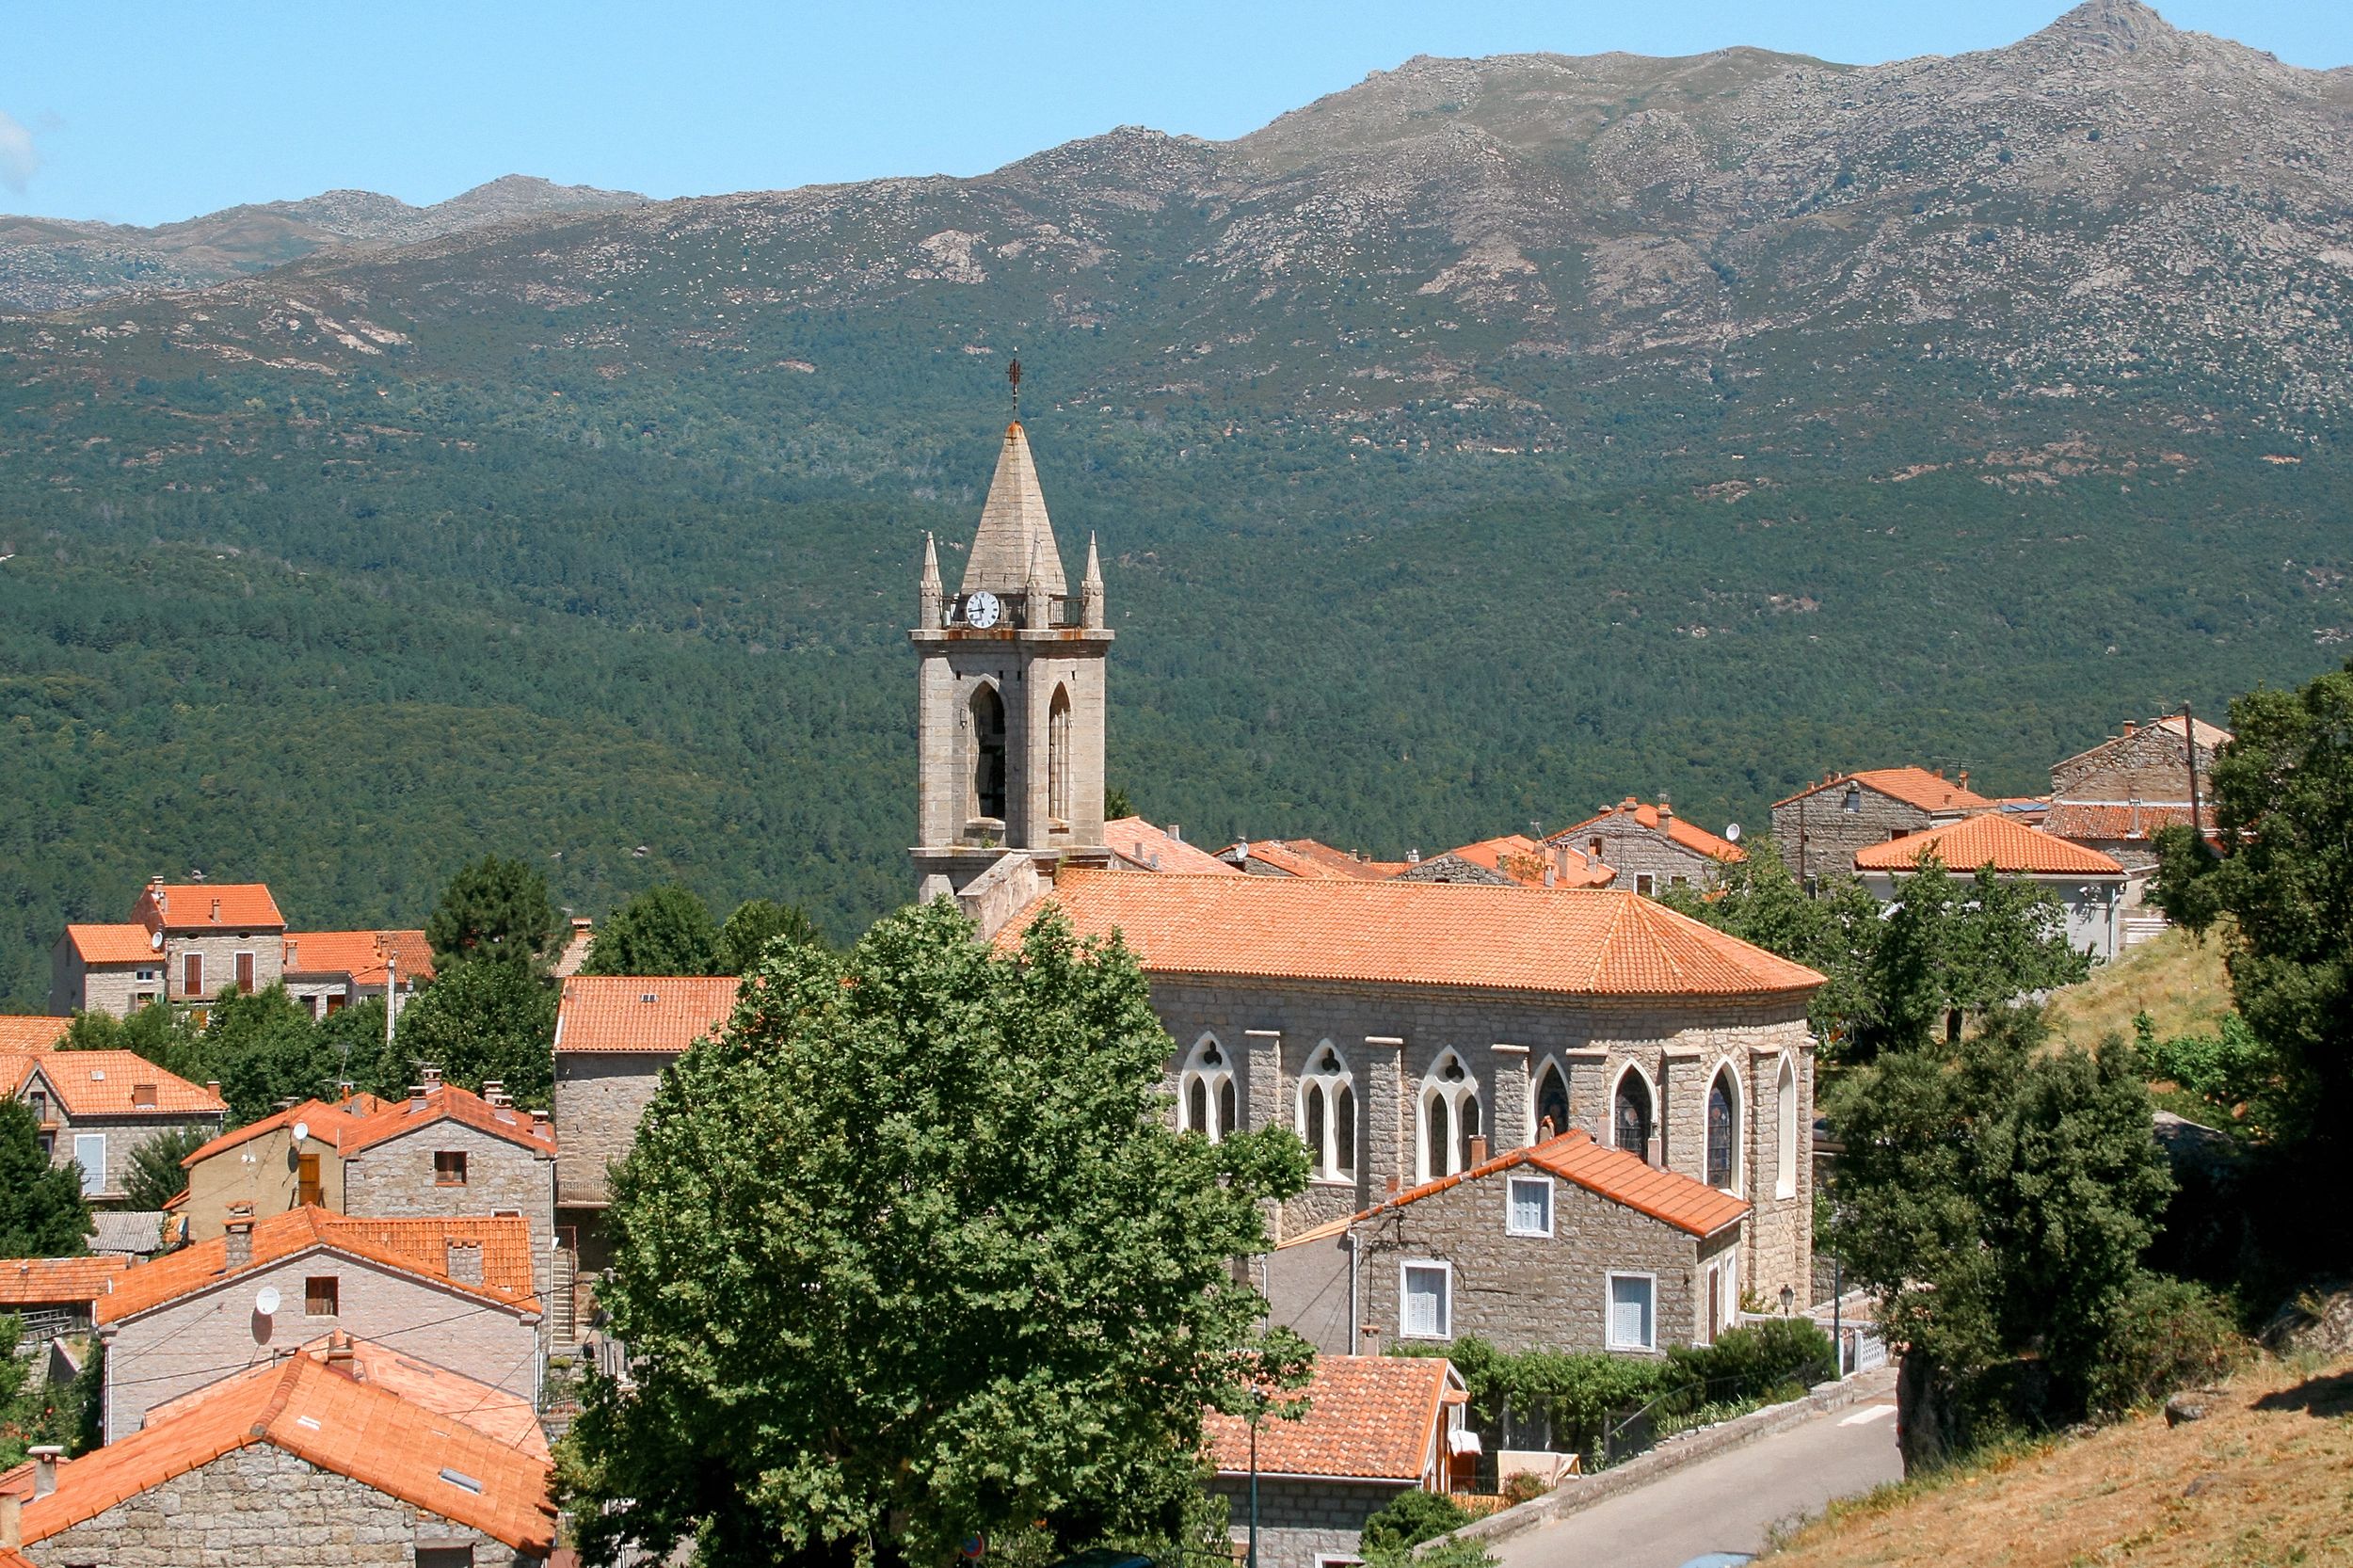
[425,855,563,972]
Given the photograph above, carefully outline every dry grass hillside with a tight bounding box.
[2045,925,2234,1047]
[1771,1354,2353,1567]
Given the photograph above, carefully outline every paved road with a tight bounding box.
[1493,1388,1903,1568]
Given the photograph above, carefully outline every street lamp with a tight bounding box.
[1779,1284,1795,1317]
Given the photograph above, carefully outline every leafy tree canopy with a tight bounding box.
[2155,659,2353,1150]
[199,984,345,1125]
[377,960,556,1108]
[717,898,827,974]
[123,1125,210,1211]
[426,855,563,972]
[583,885,721,978]
[559,900,1308,1568]
[0,1100,88,1256]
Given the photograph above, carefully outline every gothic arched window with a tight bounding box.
[1179,1036,1237,1143]
[1706,1067,1740,1192]
[1613,1068,1654,1163]
[1532,1060,1571,1144]
[1298,1044,1356,1182]
[969,683,1007,823]
[1419,1051,1481,1182]
[1775,1055,1800,1200]
[1047,683,1073,824]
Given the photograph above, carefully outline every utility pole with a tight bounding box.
[1247,1395,1261,1568]
[2182,701,2205,855]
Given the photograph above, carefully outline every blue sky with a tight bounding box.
[3,1,2345,225]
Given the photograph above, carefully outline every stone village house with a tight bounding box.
[49,880,288,1023]
[1200,1354,1470,1568]
[1770,767,1995,888]
[1264,1130,1754,1360]
[1855,811,2129,963]
[1543,798,1744,895]
[4,1039,226,1205]
[1392,835,1615,889]
[2041,713,2229,907]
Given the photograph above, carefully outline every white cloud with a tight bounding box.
[0,111,38,195]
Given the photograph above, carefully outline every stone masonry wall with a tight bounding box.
[1353,1172,1705,1354]
[552,1051,674,1208]
[2052,723,2217,802]
[1554,813,1726,893]
[1770,788,1938,884]
[24,1442,538,1567]
[1144,976,1814,1311]
[107,1256,539,1434]
[31,1101,225,1204]
[47,946,158,1017]
[344,1120,556,1296]
[1206,1476,1411,1568]
[164,931,284,1006]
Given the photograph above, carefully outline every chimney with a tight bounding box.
[324,1332,356,1367]
[421,1064,443,1089]
[1958,768,1970,792]
[0,1491,18,1549]
[210,898,222,922]
[1168,824,1182,842]
[529,1110,552,1134]
[482,1080,507,1108]
[1544,863,1557,888]
[1467,1135,1489,1167]
[1407,848,1421,865]
[224,1209,255,1269]
[2122,720,2137,736]
[408,1084,428,1112]
[28,1446,62,1499]
[1657,801,1673,821]
[205,1080,221,1099]
[444,1240,484,1287]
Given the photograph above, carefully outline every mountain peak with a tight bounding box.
[2033,0,2183,55]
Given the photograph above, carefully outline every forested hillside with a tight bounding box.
[1,0,2347,1009]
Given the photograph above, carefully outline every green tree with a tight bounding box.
[582,885,722,977]
[122,1126,209,1210]
[2155,661,2353,1150]
[1104,785,1135,820]
[316,996,389,1090]
[1658,839,1878,1035]
[1829,1008,2172,1464]
[426,855,563,972]
[558,901,1309,1568]
[716,898,827,973]
[198,984,340,1125]
[0,1099,88,1256]
[378,961,556,1107]
[59,1002,201,1081]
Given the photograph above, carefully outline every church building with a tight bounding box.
[914,410,1825,1318]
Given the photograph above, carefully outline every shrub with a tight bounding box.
[2086,1273,2245,1416]
[1359,1489,1472,1554]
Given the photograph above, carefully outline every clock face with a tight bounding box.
[965,590,1003,630]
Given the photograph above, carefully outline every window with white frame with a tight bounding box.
[72,1132,105,1193]
[1297,1044,1356,1182]
[1506,1175,1553,1237]
[1775,1056,1800,1200]
[1178,1036,1238,1143]
[1607,1272,1657,1352]
[1401,1262,1451,1339]
[1418,1051,1481,1182]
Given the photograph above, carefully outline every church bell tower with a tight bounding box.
[912,369,1112,903]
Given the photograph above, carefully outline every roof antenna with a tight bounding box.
[1008,354,1021,424]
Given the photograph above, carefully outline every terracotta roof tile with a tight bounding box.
[1001,871,1824,1000]
[21,1354,554,1553]
[1224,839,1401,880]
[2041,802,2216,841]
[180,1097,368,1167]
[0,1016,70,1052]
[1774,767,1996,815]
[0,1256,130,1306]
[1104,817,1243,876]
[1203,1354,1454,1480]
[280,929,436,985]
[95,1208,537,1325]
[340,1083,556,1157]
[61,923,157,965]
[1548,801,1745,864]
[134,882,285,932]
[1333,1130,1749,1240]
[19,1050,226,1118]
[1855,812,2127,876]
[553,974,741,1054]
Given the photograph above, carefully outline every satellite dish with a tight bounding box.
[150,928,164,951]
[1724,823,1742,842]
[291,1122,311,1144]
[253,1287,281,1316]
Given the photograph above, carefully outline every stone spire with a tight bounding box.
[1080,531,1106,631]
[960,422,1066,599]
[918,532,943,625]
[1022,537,1048,628]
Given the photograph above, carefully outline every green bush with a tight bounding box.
[2085,1273,2245,1416]
[1666,1317,1835,1403]
[1359,1489,1472,1554]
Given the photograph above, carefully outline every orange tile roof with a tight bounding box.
[96,1208,537,1325]
[1001,871,1824,1000]
[1775,767,1995,816]
[20,1353,554,1553]
[1552,800,1747,864]
[340,1082,556,1158]
[134,881,285,932]
[180,1096,368,1167]
[0,1256,129,1306]
[1104,817,1243,876]
[1854,812,2126,876]
[148,1334,551,1462]
[20,1050,226,1119]
[281,929,435,985]
[61,922,157,966]
[1203,1354,1453,1480]
[553,974,741,1054]
[1331,1129,1749,1240]
[1225,839,1401,880]
[2041,802,2215,841]
[0,1016,70,1052]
